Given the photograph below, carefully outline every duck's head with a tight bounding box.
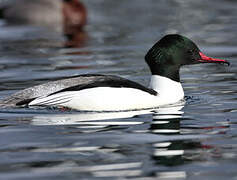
[62,0,87,35]
[145,34,230,82]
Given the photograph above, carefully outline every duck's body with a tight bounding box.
[1,74,183,111]
[0,0,61,25]
[0,0,87,32]
[29,75,183,111]
[0,34,229,111]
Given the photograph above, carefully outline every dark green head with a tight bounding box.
[145,34,229,82]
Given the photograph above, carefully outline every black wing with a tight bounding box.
[49,74,157,96]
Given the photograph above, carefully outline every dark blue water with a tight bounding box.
[0,0,237,179]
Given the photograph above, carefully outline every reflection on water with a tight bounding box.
[30,109,154,125]
[151,106,184,135]
[0,105,213,179]
[152,106,188,167]
[64,30,88,48]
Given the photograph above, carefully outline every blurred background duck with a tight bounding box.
[0,0,87,47]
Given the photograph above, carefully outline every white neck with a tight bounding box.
[149,75,184,104]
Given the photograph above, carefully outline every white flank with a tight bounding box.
[29,75,184,111]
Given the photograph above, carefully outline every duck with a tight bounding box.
[0,0,87,32]
[0,34,229,111]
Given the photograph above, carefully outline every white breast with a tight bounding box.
[149,75,184,104]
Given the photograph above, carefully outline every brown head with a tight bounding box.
[62,0,87,35]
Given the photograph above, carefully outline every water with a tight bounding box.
[0,0,237,179]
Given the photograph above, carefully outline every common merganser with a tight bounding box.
[0,0,87,32]
[0,34,230,111]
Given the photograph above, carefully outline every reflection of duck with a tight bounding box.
[150,105,229,168]
[0,0,87,32]
[150,105,184,135]
[64,30,88,48]
[0,34,229,111]
[30,109,153,125]
[150,105,186,166]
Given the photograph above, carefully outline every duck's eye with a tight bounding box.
[187,50,194,54]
